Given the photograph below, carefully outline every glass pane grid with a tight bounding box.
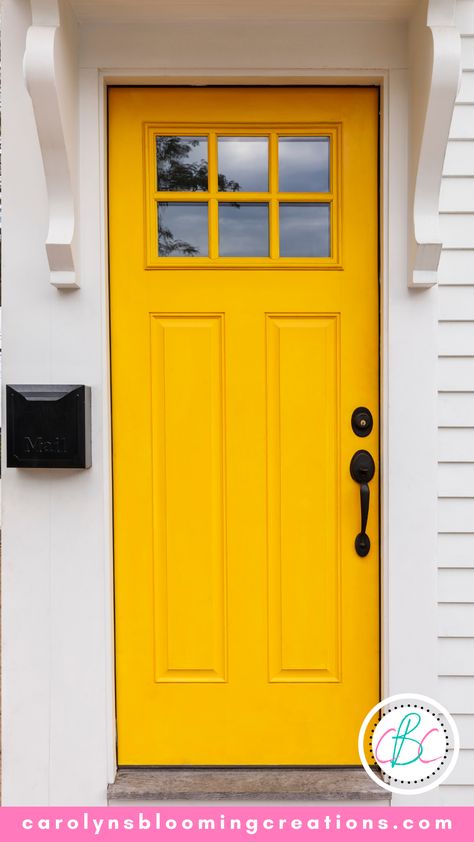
[153,130,334,260]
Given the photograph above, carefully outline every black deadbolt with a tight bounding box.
[351,406,373,437]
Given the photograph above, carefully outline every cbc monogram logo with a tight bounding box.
[359,693,460,795]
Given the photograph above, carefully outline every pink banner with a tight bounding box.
[0,807,473,841]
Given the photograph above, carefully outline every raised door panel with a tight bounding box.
[150,315,227,682]
[266,315,340,682]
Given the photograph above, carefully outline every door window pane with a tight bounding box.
[279,137,330,193]
[157,203,208,257]
[156,136,208,191]
[218,137,268,192]
[219,203,269,256]
[279,203,330,257]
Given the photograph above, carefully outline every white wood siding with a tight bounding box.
[439,532,474,566]
[438,1,474,804]
[438,249,474,284]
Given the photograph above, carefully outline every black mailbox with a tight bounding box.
[6,385,91,468]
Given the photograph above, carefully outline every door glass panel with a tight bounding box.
[218,137,268,192]
[219,203,269,256]
[279,203,330,257]
[279,137,330,193]
[156,136,208,191]
[157,202,208,256]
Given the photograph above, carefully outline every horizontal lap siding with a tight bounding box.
[439,393,474,428]
[440,177,474,211]
[439,463,474,495]
[438,250,474,284]
[458,70,474,102]
[439,604,474,635]
[455,714,474,746]
[438,677,474,713]
[433,787,474,806]
[444,142,474,174]
[438,638,474,673]
[439,286,474,320]
[438,568,474,601]
[450,105,474,137]
[439,428,474,460]
[437,5,474,805]
[438,533,474,566]
[439,501,474,532]
[439,322,474,355]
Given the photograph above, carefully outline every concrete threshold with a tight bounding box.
[108,766,388,803]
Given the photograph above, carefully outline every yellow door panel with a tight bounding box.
[150,315,227,683]
[266,315,340,683]
[109,86,379,764]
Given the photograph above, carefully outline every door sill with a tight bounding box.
[108,766,389,804]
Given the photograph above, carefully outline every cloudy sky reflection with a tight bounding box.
[158,202,208,256]
[219,203,269,256]
[279,137,330,192]
[218,137,268,192]
[279,203,330,257]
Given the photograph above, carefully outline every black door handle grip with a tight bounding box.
[350,450,375,557]
[360,481,370,537]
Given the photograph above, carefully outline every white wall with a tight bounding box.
[2,0,115,805]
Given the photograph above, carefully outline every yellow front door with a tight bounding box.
[109,86,379,765]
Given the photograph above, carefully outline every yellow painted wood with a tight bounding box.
[266,316,340,683]
[109,87,379,764]
[150,315,226,682]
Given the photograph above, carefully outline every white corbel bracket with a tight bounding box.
[409,0,461,288]
[23,0,79,289]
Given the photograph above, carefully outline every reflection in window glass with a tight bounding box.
[279,137,330,193]
[279,203,330,257]
[156,136,208,191]
[218,137,268,192]
[157,203,208,257]
[219,203,269,257]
